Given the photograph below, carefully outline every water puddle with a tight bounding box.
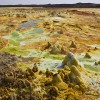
[17,20,42,30]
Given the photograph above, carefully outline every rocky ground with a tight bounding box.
[0,52,100,100]
[0,7,100,100]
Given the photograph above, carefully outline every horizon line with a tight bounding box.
[0,2,100,5]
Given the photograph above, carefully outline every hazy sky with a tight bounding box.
[0,0,100,5]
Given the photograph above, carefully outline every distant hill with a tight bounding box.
[0,3,100,8]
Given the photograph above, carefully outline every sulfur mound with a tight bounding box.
[58,52,79,68]
[45,68,53,77]
[48,86,59,96]
[70,65,81,77]
[70,41,77,48]
[32,63,39,73]
[94,60,100,65]
[44,42,51,50]
[84,53,91,58]
[50,44,62,54]
[52,74,68,90]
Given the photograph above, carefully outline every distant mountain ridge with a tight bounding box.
[0,3,100,8]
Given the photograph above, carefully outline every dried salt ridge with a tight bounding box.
[0,52,34,82]
[0,52,19,85]
[0,52,41,100]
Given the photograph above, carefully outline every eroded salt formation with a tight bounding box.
[57,52,79,68]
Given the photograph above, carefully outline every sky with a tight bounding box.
[0,0,100,5]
